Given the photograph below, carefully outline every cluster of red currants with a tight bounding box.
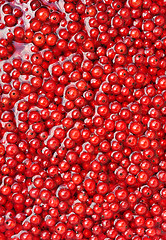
[0,0,166,239]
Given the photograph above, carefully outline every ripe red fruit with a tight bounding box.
[4,15,17,27]
[158,77,166,90]
[33,33,45,47]
[129,0,143,8]
[36,7,49,21]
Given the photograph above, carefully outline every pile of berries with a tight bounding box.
[0,0,166,239]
